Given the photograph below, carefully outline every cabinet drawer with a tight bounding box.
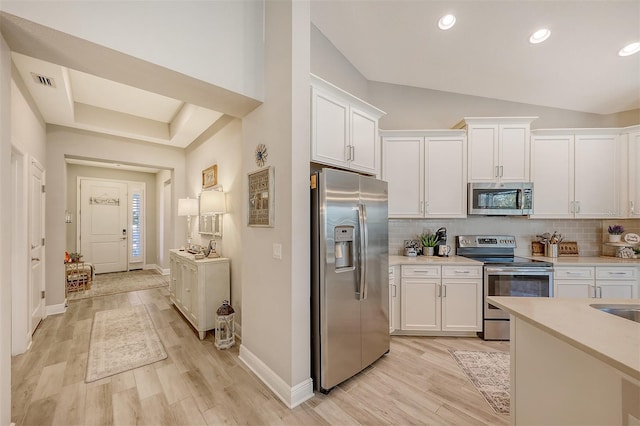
[442,266,482,279]
[402,265,441,278]
[554,267,594,280]
[596,267,637,280]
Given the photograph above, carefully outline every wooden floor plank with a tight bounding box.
[12,277,512,426]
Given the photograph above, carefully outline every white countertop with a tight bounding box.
[531,256,639,266]
[487,296,640,380]
[390,255,483,266]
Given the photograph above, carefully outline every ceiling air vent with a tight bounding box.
[31,72,56,88]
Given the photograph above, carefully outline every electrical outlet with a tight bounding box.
[273,243,282,260]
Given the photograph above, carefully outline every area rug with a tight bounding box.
[86,305,167,382]
[449,350,510,414]
[69,269,169,301]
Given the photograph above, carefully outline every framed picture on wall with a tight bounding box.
[248,166,274,227]
[202,165,218,189]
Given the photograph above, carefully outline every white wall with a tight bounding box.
[0,1,264,102]
[157,169,173,272]
[0,32,13,426]
[240,0,312,408]
[310,23,638,130]
[185,118,244,330]
[45,126,187,307]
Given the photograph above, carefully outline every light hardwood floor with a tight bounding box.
[12,287,510,425]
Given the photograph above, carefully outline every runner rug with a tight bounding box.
[86,305,167,382]
[449,350,510,414]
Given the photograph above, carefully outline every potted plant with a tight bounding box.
[419,233,439,256]
[607,225,624,242]
[69,252,83,262]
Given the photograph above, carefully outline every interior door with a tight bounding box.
[80,179,128,273]
[30,160,45,334]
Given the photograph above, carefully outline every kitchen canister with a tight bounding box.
[545,243,558,258]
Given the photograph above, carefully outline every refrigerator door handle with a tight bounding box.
[357,203,368,300]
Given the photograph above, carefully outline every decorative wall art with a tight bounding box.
[202,165,218,189]
[90,195,120,206]
[248,166,274,227]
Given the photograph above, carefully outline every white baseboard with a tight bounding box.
[238,344,314,409]
[46,302,66,316]
[147,264,169,275]
[235,323,242,340]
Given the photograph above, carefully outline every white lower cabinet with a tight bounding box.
[169,250,231,340]
[400,264,482,333]
[389,266,400,333]
[554,266,638,299]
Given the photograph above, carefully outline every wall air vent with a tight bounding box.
[31,72,56,88]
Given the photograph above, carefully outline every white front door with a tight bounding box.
[30,160,45,334]
[80,179,128,273]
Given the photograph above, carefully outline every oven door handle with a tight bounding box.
[485,267,554,274]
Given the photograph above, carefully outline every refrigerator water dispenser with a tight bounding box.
[334,226,354,270]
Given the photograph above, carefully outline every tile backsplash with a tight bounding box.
[390,217,640,258]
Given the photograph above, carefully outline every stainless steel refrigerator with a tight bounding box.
[311,168,390,393]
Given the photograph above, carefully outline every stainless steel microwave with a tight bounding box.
[468,182,533,215]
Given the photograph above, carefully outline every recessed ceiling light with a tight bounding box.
[529,28,551,44]
[618,42,640,57]
[438,14,456,30]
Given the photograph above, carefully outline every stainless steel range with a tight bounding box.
[456,235,553,340]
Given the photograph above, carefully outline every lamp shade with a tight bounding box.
[200,190,226,214]
[178,198,198,217]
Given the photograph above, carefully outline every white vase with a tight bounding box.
[608,234,622,243]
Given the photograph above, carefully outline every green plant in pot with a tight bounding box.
[419,233,439,256]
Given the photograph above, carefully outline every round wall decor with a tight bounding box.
[255,143,268,167]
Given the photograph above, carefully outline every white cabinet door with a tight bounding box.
[555,281,593,298]
[401,279,441,331]
[628,131,640,217]
[311,87,349,169]
[468,125,498,182]
[597,282,636,299]
[382,137,423,217]
[350,107,379,174]
[530,134,575,218]
[500,124,530,182]
[425,136,467,217]
[441,280,482,331]
[389,267,400,333]
[169,255,178,296]
[574,134,622,218]
[182,262,198,321]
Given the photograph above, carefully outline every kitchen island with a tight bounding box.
[488,296,640,425]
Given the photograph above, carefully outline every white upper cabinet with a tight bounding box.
[531,129,624,219]
[624,128,640,218]
[457,117,536,183]
[311,74,385,175]
[382,130,467,218]
[530,134,575,218]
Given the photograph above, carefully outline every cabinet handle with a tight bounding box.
[420,201,424,213]
[345,145,351,161]
[591,285,596,298]
[442,285,447,298]
[425,201,429,214]
[437,285,442,298]
[454,270,471,274]
[499,165,504,177]
[608,272,626,275]
[631,201,635,215]
[576,201,581,213]
[351,146,355,161]
[392,284,397,298]
[597,286,602,298]
[495,166,499,177]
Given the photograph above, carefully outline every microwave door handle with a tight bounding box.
[517,189,524,211]
[357,203,368,300]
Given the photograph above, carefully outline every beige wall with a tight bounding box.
[0,32,12,426]
[185,118,244,330]
[46,126,187,307]
[65,164,159,266]
[240,0,312,406]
